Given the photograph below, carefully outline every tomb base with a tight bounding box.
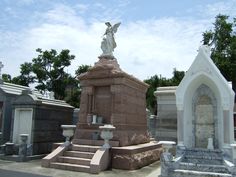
[73,128,150,146]
[111,141,162,170]
[160,148,236,177]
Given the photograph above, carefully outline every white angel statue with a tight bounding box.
[101,22,121,57]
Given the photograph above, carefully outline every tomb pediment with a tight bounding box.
[176,45,234,111]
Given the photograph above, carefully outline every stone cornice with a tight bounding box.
[78,58,149,90]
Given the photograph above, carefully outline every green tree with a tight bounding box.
[75,64,91,76]
[2,74,12,83]
[144,69,185,114]
[202,14,236,99]
[31,48,75,99]
[64,64,91,107]
[170,68,185,86]
[12,62,35,86]
[13,48,75,99]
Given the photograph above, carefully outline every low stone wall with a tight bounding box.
[111,141,162,170]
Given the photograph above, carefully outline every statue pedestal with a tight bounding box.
[71,57,162,170]
[74,58,150,146]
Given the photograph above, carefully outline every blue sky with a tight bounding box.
[0,0,236,81]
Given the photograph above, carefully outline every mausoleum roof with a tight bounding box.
[154,86,177,96]
[0,82,41,96]
[0,82,73,108]
[36,97,74,108]
[176,45,235,110]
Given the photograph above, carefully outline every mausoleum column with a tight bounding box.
[177,104,184,146]
[110,85,122,124]
[79,86,94,123]
[223,109,233,146]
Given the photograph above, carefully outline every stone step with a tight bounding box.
[179,162,230,173]
[184,148,222,153]
[58,156,91,166]
[64,151,95,159]
[50,162,90,173]
[184,148,222,156]
[73,139,120,147]
[182,157,223,165]
[184,154,222,160]
[182,148,224,165]
[173,169,232,177]
[71,144,100,153]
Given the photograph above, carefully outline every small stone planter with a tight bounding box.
[99,124,115,149]
[61,125,76,145]
[159,141,176,153]
[5,142,14,155]
[19,134,29,161]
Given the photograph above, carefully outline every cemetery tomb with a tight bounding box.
[12,90,74,155]
[154,86,177,142]
[159,45,236,177]
[42,22,162,173]
[0,81,42,145]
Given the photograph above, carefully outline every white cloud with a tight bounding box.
[75,4,89,14]
[198,0,236,18]
[8,16,207,80]
[0,1,234,82]
[18,0,34,6]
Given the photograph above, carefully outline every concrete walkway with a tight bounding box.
[0,159,161,177]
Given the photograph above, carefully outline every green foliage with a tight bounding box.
[75,64,91,76]
[3,47,91,107]
[2,74,11,83]
[202,14,236,98]
[144,68,185,114]
[27,48,75,99]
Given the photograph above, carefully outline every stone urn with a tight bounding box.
[61,125,76,144]
[99,124,116,149]
[19,134,29,161]
[20,134,28,144]
[159,141,176,153]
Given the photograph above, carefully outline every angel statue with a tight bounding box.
[100,22,121,58]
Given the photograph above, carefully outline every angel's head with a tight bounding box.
[105,22,112,27]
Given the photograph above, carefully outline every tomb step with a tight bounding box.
[182,148,224,165]
[73,139,120,147]
[173,169,232,177]
[178,162,230,174]
[184,148,222,157]
[71,144,100,153]
[184,154,222,160]
[58,156,91,166]
[50,162,90,173]
[64,151,95,159]
[182,157,223,165]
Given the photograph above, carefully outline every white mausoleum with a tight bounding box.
[176,45,235,154]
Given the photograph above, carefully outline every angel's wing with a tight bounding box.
[112,22,121,33]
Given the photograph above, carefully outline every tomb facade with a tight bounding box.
[73,58,150,146]
[154,86,177,142]
[159,45,236,177]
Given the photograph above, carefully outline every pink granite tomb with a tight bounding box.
[73,57,150,147]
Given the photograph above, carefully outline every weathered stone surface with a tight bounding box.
[159,46,236,177]
[154,86,177,142]
[74,58,150,146]
[112,143,162,170]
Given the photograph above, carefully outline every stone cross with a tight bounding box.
[0,62,4,80]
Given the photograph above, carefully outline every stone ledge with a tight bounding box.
[111,141,161,155]
[111,142,162,170]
